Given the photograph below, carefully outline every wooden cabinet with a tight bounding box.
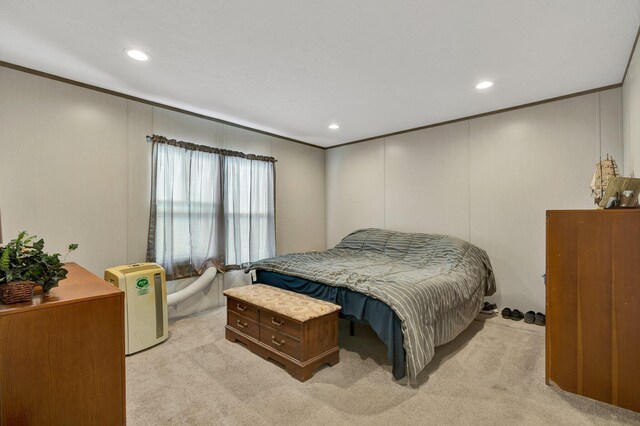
[0,263,126,425]
[224,285,340,382]
[546,210,640,412]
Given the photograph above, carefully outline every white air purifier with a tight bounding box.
[104,263,169,355]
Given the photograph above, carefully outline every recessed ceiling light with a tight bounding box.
[328,124,340,130]
[476,81,494,90]
[126,49,149,61]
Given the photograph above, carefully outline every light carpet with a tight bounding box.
[126,307,640,425]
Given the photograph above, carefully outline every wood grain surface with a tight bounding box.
[546,209,640,412]
[0,263,126,425]
[225,293,339,381]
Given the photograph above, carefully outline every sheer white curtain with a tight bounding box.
[149,142,224,279]
[147,135,275,279]
[224,156,275,267]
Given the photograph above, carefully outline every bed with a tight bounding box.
[246,228,496,380]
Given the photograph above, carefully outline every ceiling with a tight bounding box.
[1,1,639,148]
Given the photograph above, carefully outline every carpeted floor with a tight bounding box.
[126,307,640,426]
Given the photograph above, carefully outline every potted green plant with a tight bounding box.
[0,231,78,304]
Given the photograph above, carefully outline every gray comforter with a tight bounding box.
[247,228,496,379]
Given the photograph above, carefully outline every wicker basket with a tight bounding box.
[0,281,36,304]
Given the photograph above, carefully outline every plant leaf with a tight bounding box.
[33,238,45,251]
[0,249,10,273]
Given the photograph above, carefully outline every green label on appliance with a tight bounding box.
[136,277,149,289]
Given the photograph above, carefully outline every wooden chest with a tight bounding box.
[223,284,340,381]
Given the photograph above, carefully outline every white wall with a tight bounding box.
[0,68,129,274]
[325,88,622,313]
[623,39,640,177]
[0,63,625,316]
[0,66,325,318]
[325,140,385,244]
[385,122,471,241]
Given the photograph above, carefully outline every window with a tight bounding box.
[147,136,275,280]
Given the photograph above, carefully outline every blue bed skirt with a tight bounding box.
[255,270,406,380]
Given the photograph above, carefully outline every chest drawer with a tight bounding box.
[260,325,300,359]
[260,311,302,339]
[227,296,259,322]
[227,310,259,340]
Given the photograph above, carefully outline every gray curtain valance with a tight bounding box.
[146,134,277,163]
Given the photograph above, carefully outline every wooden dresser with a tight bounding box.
[0,263,126,425]
[224,284,340,381]
[546,209,640,412]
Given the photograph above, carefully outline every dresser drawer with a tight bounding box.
[227,297,259,322]
[260,326,300,359]
[228,310,259,340]
[260,311,302,339]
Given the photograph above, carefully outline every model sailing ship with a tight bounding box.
[590,155,618,205]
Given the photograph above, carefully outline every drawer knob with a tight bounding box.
[236,303,247,312]
[271,316,284,326]
[236,319,248,328]
[271,335,285,346]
